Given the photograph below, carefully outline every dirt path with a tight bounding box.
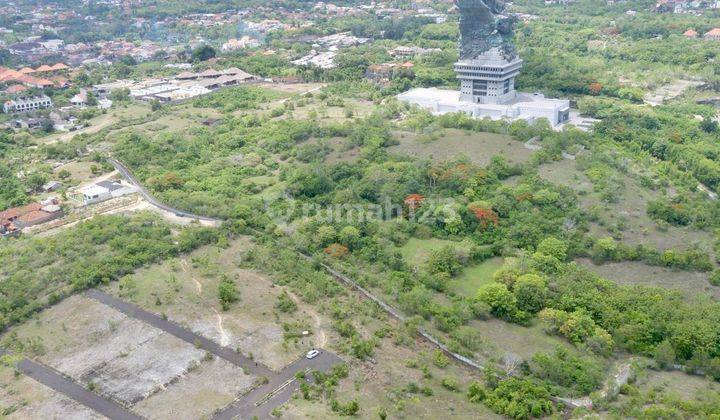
[212,308,231,347]
[285,289,326,348]
[179,259,203,294]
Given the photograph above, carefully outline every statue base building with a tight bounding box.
[398,48,570,127]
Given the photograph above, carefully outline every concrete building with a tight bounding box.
[455,48,523,104]
[398,48,570,126]
[3,95,53,113]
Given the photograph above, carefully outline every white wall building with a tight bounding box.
[3,95,53,113]
[398,48,570,126]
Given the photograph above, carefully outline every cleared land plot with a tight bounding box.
[0,366,104,420]
[577,258,718,299]
[132,357,255,420]
[104,237,327,371]
[2,294,255,413]
[282,336,499,420]
[389,129,531,166]
[450,257,504,298]
[323,137,361,164]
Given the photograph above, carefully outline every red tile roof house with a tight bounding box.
[0,200,63,230]
[683,29,698,38]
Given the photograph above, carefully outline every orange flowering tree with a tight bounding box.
[324,243,349,258]
[468,201,499,229]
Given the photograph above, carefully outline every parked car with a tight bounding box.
[306,349,320,359]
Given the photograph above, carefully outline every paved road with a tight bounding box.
[0,349,141,420]
[108,158,222,223]
[86,289,275,378]
[213,350,343,420]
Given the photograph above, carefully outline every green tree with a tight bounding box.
[477,283,518,320]
[513,274,548,313]
[218,276,239,310]
[192,44,216,61]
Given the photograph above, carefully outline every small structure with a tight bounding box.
[42,180,62,192]
[683,29,698,38]
[705,28,720,41]
[3,95,53,113]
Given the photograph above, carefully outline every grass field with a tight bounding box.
[449,258,504,298]
[282,329,497,420]
[389,128,531,166]
[468,318,576,362]
[577,258,718,299]
[398,237,474,269]
[39,103,151,145]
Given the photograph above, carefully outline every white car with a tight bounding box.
[306,349,320,359]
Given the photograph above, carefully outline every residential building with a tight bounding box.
[0,198,63,231]
[3,95,53,113]
[683,29,698,37]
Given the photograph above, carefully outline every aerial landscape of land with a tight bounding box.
[1,0,720,418]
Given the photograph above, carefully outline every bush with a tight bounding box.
[218,276,239,310]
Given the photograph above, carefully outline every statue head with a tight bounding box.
[456,0,517,60]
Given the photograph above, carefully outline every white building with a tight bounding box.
[398,48,570,126]
[78,180,137,205]
[3,95,53,113]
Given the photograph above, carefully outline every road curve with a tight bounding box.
[0,349,142,420]
[107,158,222,223]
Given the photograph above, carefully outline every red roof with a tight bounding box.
[19,67,35,74]
[0,202,42,222]
[683,29,698,37]
[50,75,69,86]
[5,84,27,94]
[707,28,720,36]
[50,63,68,71]
[35,64,53,72]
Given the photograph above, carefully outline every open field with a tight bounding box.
[449,258,504,298]
[282,329,496,419]
[103,237,327,371]
[389,129,531,166]
[39,103,151,145]
[398,237,474,269]
[577,258,718,299]
[538,158,716,254]
[468,318,575,362]
[639,369,720,399]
